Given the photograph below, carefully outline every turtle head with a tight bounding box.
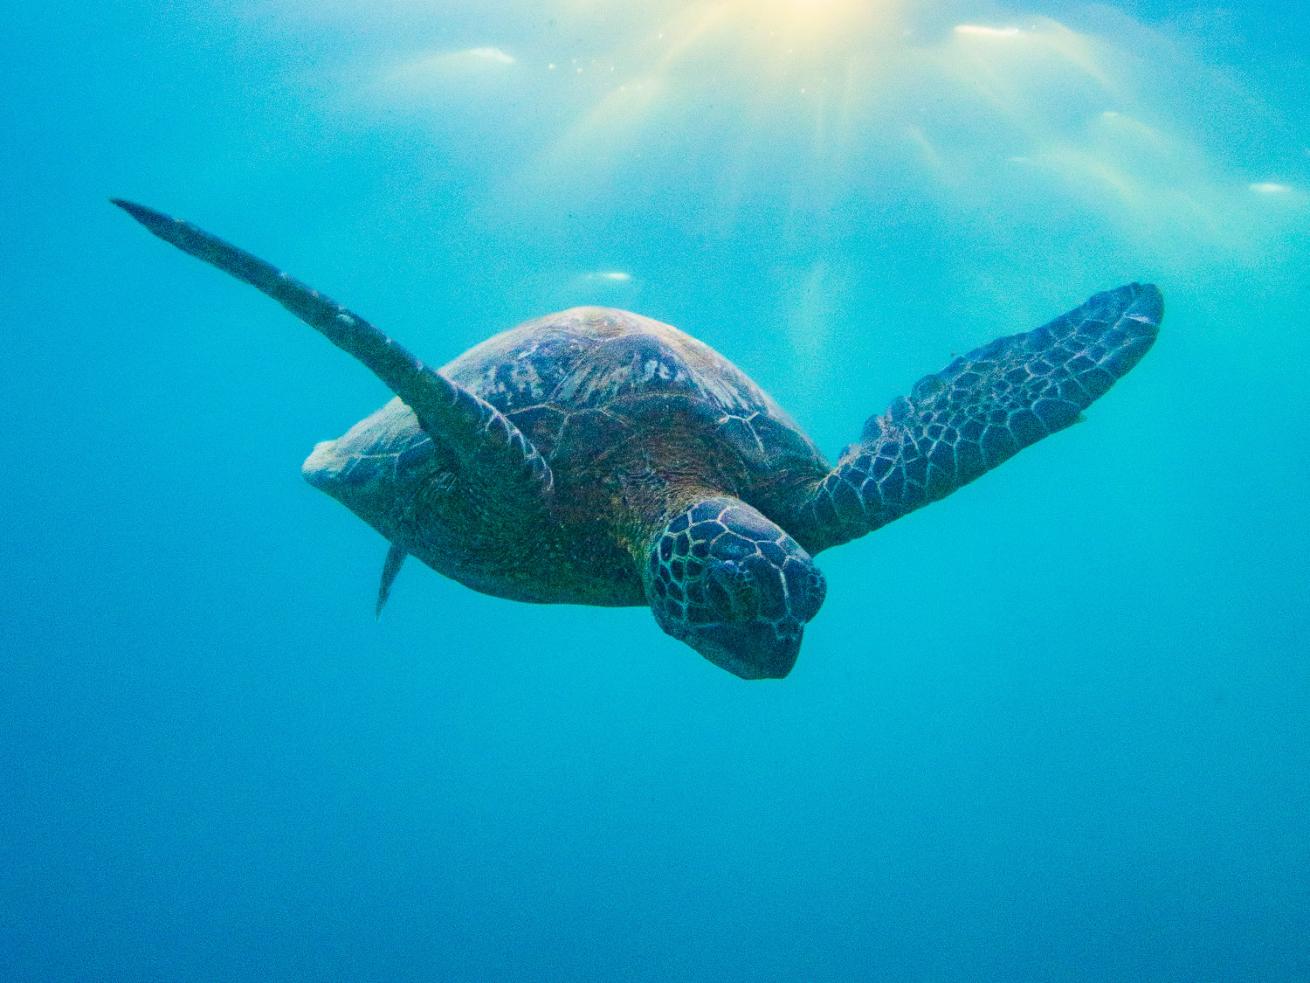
[645,497,826,680]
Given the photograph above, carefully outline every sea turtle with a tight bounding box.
[114,200,1162,679]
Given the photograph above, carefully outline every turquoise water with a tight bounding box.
[5,2,1308,979]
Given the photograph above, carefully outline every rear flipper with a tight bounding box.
[376,543,407,617]
[798,283,1162,553]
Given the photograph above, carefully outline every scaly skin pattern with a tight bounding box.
[792,284,1162,553]
[646,496,827,678]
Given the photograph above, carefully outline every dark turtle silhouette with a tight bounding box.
[114,200,1162,679]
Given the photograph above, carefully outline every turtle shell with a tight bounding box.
[314,307,830,506]
[450,307,826,482]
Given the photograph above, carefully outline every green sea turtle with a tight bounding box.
[114,200,1162,679]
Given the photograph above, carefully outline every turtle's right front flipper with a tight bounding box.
[794,283,1162,554]
[112,199,553,506]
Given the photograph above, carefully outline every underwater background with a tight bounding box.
[4,1,1308,979]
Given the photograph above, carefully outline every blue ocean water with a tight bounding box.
[4,1,1308,979]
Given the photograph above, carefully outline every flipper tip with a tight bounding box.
[375,544,407,619]
[111,198,178,239]
[111,197,150,218]
[1128,282,1164,328]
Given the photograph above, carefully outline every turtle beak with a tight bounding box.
[686,620,804,680]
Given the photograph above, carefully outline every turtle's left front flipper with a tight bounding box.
[795,284,1161,554]
[112,200,553,509]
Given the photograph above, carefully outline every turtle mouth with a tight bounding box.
[686,622,803,680]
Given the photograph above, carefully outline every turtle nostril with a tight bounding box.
[775,618,802,643]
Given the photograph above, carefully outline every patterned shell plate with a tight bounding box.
[322,307,830,490]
